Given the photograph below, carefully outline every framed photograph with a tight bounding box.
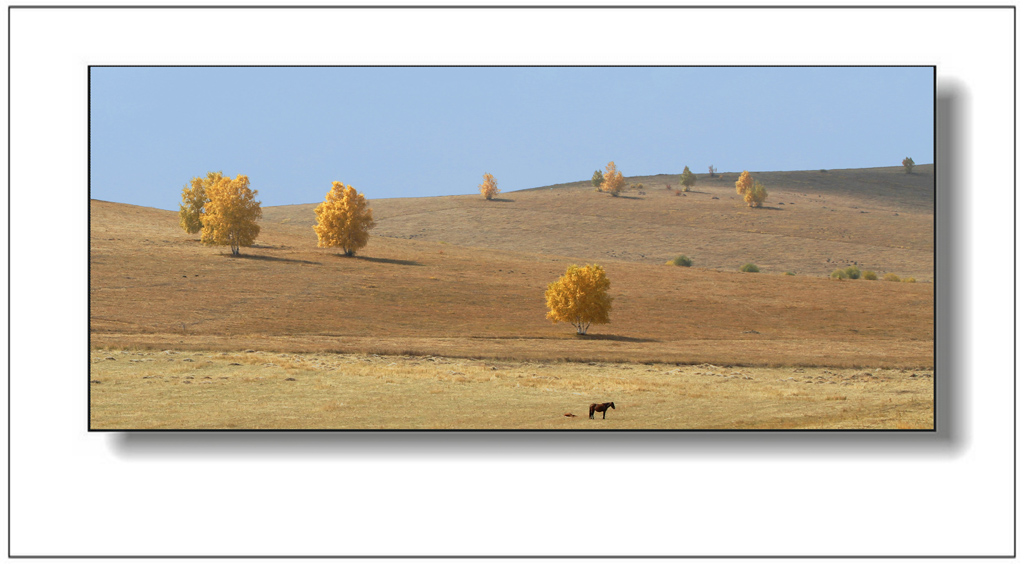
[12,5,1015,558]
[88,65,935,431]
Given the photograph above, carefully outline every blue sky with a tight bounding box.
[90,67,933,210]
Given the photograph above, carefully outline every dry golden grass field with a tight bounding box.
[90,350,933,430]
[89,166,934,429]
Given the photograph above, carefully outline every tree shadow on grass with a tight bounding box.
[612,195,643,200]
[574,334,660,343]
[485,197,515,203]
[349,255,423,267]
[230,254,322,265]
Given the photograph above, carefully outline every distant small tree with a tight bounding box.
[744,181,768,208]
[735,170,753,196]
[680,166,697,192]
[178,171,223,234]
[545,264,612,335]
[314,182,376,256]
[902,157,915,174]
[201,174,261,256]
[479,173,500,200]
[736,171,767,207]
[708,165,717,178]
[591,170,604,188]
[601,161,625,197]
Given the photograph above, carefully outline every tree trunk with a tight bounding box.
[575,319,588,335]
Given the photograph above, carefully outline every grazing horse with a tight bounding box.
[589,402,616,419]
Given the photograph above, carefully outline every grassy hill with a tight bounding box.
[264,165,934,280]
[90,165,933,368]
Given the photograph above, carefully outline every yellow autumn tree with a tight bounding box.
[544,264,612,335]
[200,174,262,256]
[735,170,768,207]
[313,181,376,256]
[601,161,625,197]
[735,170,753,196]
[744,181,768,208]
[479,173,500,200]
[178,171,223,234]
[679,166,697,192]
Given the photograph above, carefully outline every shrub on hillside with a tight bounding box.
[736,171,753,196]
[830,268,848,280]
[903,277,917,283]
[479,173,500,200]
[863,271,878,280]
[744,182,768,208]
[784,271,795,276]
[680,166,697,192]
[735,171,768,207]
[601,161,625,197]
[843,266,861,280]
[667,255,692,267]
[740,263,759,273]
[883,273,902,282]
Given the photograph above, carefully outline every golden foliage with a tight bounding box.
[544,264,612,335]
[200,174,262,255]
[735,170,753,196]
[313,182,376,256]
[735,171,767,207]
[178,171,223,234]
[744,181,768,208]
[679,166,696,192]
[479,173,500,200]
[601,161,625,197]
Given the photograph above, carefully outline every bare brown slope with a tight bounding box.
[264,165,934,281]
[90,197,933,367]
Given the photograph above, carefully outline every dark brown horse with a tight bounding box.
[589,402,616,419]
